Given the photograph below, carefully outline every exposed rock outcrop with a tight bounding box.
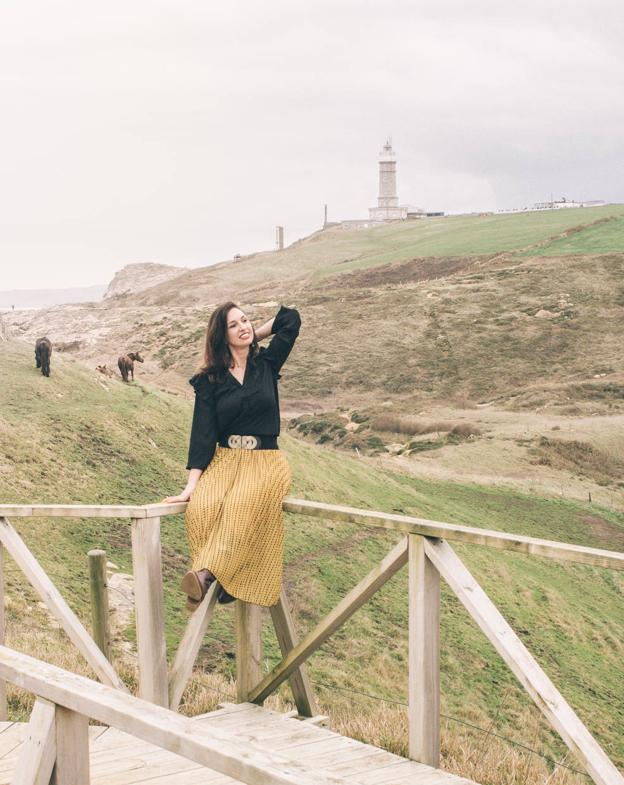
[104,262,187,300]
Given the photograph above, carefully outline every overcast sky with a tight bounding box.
[1,0,623,290]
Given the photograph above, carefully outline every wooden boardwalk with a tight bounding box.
[0,702,478,785]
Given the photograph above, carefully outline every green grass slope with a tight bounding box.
[526,214,624,256]
[1,339,623,773]
[125,204,624,306]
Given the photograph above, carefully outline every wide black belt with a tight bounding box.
[219,434,278,450]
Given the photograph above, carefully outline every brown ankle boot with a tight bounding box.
[181,569,215,602]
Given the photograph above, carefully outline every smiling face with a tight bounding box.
[225,307,254,350]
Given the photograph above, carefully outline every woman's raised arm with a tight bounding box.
[260,305,301,375]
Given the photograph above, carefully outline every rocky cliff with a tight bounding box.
[104,262,187,299]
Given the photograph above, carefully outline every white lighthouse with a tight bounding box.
[369,139,407,221]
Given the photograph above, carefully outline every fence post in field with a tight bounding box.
[88,549,112,662]
[131,516,168,707]
[408,533,440,767]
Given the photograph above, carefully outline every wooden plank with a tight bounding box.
[141,503,189,518]
[131,517,168,707]
[0,505,148,519]
[236,602,263,703]
[169,581,219,711]
[269,591,318,717]
[408,535,440,767]
[88,550,112,662]
[4,497,623,568]
[0,724,23,759]
[11,699,56,785]
[0,647,352,785]
[0,543,5,722]
[249,538,409,704]
[282,498,624,571]
[355,760,427,784]
[54,707,90,785]
[0,518,126,692]
[424,537,624,785]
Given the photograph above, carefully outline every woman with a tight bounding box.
[163,302,301,610]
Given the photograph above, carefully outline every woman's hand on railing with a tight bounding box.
[162,488,193,504]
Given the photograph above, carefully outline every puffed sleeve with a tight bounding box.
[261,305,301,376]
[186,374,218,470]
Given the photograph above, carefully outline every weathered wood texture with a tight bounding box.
[54,706,90,785]
[282,498,624,571]
[236,602,263,703]
[2,498,622,572]
[0,517,126,692]
[0,542,5,722]
[269,590,318,717]
[169,581,219,711]
[0,647,354,785]
[0,502,189,519]
[249,538,409,705]
[131,517,168,707]
[0,700,481,785]
[11,698,56,785]
[88,549,111,662]
[408,535,440,767]
[424,537,624,785]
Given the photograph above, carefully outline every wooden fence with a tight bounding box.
[0,499,622,785]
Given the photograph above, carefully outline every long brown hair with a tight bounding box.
[196,301,258,383]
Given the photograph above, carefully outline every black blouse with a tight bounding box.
[186,305,301,470]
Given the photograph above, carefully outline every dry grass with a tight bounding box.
[372,415,481,440]
[372,415,456,436]
[532,437,624,485]
[3,613,590,785]
[297,694,586,785]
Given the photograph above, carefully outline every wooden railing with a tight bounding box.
[0,499,622,785]
[0,647,340,785]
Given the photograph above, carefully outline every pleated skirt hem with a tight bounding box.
[184,445,293,607]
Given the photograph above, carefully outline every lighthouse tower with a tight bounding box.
[369,139,407,221]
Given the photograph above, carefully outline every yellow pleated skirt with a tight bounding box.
[184,445,293,607]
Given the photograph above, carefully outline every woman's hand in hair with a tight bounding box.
[253,317,276,342]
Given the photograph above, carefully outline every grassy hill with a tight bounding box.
[123,203,624,301]
[1,339,623,784]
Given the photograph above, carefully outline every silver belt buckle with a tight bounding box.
[228,434,242,449]
[242,435,258,449]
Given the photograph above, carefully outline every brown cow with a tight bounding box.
[118,351,144,382]
[35,337,52,377]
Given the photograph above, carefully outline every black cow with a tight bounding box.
[118,351,144,382]
[35,337,52,377]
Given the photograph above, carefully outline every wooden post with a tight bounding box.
[131,517,168,707]
[88,549,111,662]
[269,591,318,717]
[425,537,624,785]
[0,517,126,691]
[12,698,56,785]
[408,534,440,767]
[169,582,219,711]
[0,542,6,721]
[235,601,263,702]
[54,706,90,784]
